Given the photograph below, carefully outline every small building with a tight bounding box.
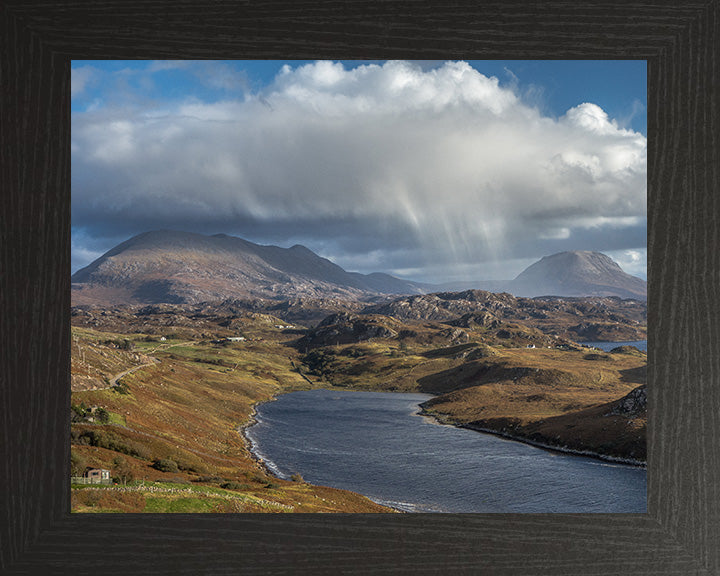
[159,336,166,341]
[226,336,245,342]
[84,468,111,484]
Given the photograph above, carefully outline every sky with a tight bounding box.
[71,60,647,282]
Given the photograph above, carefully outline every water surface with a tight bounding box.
[247,389,646,513]
[582,340,647,352]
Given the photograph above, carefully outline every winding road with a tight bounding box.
[95,340,198,391]
[108,359,159,387]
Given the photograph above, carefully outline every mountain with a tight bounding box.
[71,233,646,306]
[71,230,427,306]
[505,251,647,300]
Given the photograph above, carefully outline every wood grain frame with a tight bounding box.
[1,2,718,574]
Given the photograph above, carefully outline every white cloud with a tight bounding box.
[71,61,646,281]
[616,98,646,130]
[71,66,95,97]
[539,228,571,240]
[562,102,618,134]
[146,60,189,72]
[606,249,647,279]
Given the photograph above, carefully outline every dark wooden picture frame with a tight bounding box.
[1,2,718,574]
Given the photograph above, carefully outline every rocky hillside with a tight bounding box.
[296,312,400,349]
[608,384,647,417]
[72,230,426,305]
[364,290,646,342]
[506,251,647,299]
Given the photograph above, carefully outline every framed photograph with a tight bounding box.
[2,1,718,574]
[68,58,648,517]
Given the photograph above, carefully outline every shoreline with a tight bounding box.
[418,407,646,468]
[238,391,406,512]
[238,395,283,479]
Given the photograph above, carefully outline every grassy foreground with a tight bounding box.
[70,321,394,513]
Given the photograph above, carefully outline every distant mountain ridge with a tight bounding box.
[506,251,647,300]
[72,232,646,306]
[420,251,646,300]
[71,230,428,305]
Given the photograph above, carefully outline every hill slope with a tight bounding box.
[71,230,426,305]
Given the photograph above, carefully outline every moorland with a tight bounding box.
[70,291,646,513]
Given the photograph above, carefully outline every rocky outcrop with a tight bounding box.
[610,345,645,355]
[364,290,518,321]
[448,312,500,329]
[609,385,647,417]
[298,313,398,349]
[438,327,470,343]
[567,321,645,342]
[364,291,646,343]
[463,344,499,360]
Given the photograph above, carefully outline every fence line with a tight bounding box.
[70,483,294,510]
[71,477,112,485]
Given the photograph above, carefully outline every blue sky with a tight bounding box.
[71,60,647,281]
[73,60,647,134]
